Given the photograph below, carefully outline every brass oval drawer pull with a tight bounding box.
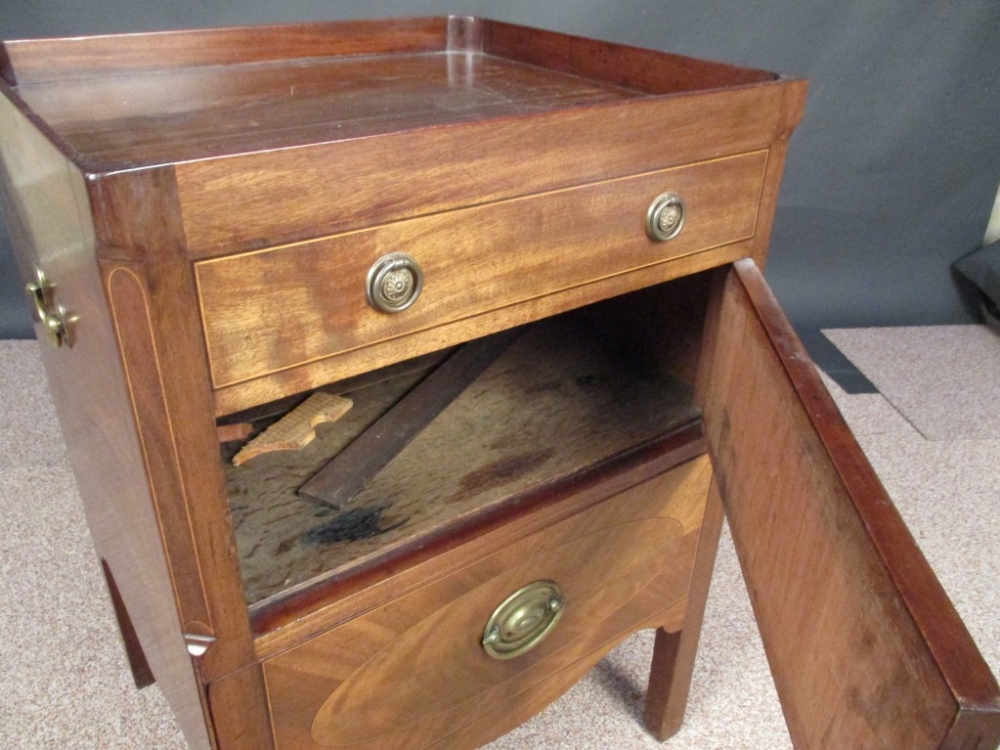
[482,580,566,660]
[26,268,76,348]
[366,252,423,314]
[645,192,686,241]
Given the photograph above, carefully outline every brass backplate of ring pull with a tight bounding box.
[645,192,686,242]
[366,252,424,314]
[482,580,566,660]
[26,268,76,348]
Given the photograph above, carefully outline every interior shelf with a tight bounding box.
[220,301,702,607]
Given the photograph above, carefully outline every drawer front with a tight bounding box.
[195,151,766,392]
[262,455,712,750]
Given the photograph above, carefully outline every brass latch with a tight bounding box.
[26,268,76,348]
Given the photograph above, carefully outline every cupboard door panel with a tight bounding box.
[699,258,1000,750]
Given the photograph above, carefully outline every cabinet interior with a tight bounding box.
[216,271,714,619]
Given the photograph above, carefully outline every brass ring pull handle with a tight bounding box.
[482,580,566,660]
[26,268,75,348]
[366,253,424,314]
[645,192,686,241]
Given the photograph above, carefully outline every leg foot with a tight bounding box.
[101,558,155,689]
[644,480,725,740]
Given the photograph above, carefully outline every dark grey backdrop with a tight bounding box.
[2,1,999,380]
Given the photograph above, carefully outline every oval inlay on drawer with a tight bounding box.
[260,455,713,750]
[309,516,682,747]
[195,150,767,394]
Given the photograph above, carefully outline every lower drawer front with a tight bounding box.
[262,455,712,750]
[196,151,766,393]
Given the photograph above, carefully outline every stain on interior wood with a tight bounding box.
[457,449,556,497]
[302,504,409,545]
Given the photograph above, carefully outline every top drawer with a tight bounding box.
[195,150,766,399]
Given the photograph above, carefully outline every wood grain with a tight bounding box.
[3,17,453,85]
[699,259,1000,749]
[227,315,701,605]
[9,16,782,178]
[105,265,215,634]
[482,18,777,94]
[196,150,767,395]
[232,392,352,467]
[263,455,713,750]
[248,422,707,652]
[4,15,778,94]
[644,477,726,740]
[99,559,155,689]
[217,422,253,444]
[212,239,752,418]
[207,663,275,750]
[298,328,518,507]
[0,95,214,750]
[92,169,257,684]
[747,78,808,268]
[420,598,689,750]
[19,51,639,172]
[175,84,784,256]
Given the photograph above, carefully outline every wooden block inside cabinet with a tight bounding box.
[2,16,997,750]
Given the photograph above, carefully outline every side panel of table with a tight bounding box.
[0,92,215,750]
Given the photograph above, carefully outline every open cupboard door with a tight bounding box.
[697,259,1000,749]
